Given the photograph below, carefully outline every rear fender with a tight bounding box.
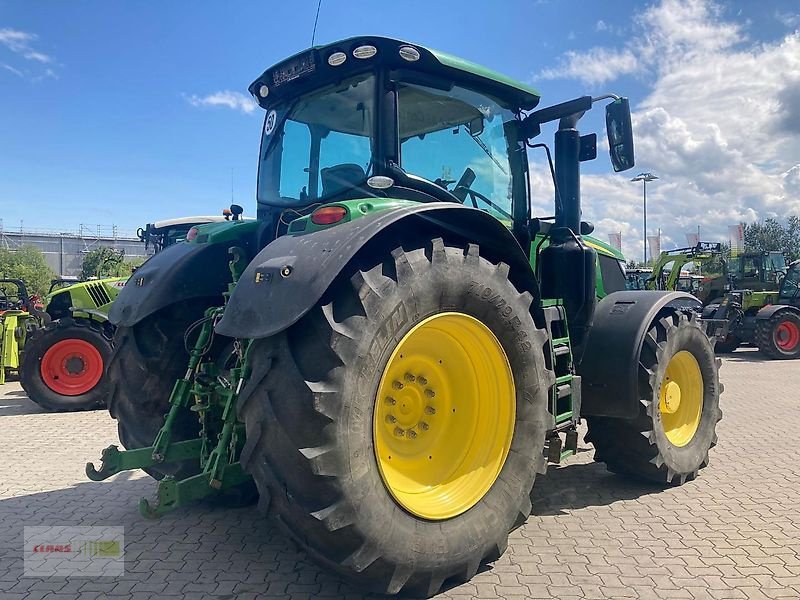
[215,203,537,339]
[109,223,265,327]
[755,304,800,321]
[578,290,702,419]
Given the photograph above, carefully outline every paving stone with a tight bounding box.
[0,350,798,599]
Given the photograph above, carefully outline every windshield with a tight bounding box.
[767,252,787,275]
[780,264,800,300]
[257,73,375,207]
[397,81,515,221]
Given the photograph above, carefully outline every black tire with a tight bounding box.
[755,311,800,359]
[107,302,207,480]
[107,301,258,506]
[21,317,112,411]
[586,311,722,485]
[237,238,552,596]
[714,335,740,354]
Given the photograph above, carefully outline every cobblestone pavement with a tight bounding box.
[1,348,798,599]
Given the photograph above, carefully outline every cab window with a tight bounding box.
[397,81,515,223]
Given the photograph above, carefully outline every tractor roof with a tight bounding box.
[584,236,626,261]
[250,36,541,111]
[149,216,229,230]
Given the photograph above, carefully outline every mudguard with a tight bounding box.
[755,303,800,320]
[578,290,702,419]
[215,203,535,339]
[109,228,263,327]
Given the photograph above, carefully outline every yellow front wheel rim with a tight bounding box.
[373,312,515,520]
[659,350,703,447]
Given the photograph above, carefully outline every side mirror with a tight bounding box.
[605,98,635,172]
[467,116,484,137]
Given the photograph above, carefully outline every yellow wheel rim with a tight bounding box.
[373,312,515,520]
[659,350,703,447]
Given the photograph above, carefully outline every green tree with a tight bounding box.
[0,245,55,297]
[742,216,800,261]
[81,247,130,279]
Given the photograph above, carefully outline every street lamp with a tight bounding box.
[630,172,659,263]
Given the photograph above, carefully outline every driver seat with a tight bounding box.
[321,164,366,198]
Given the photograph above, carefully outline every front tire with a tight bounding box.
[756,311,800,359]
[237,239,552,596]
[586,312,722,485]
[21,317,112,411]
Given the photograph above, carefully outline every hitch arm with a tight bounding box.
[86,439,203,481]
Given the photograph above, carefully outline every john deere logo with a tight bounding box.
[136,277,145,287]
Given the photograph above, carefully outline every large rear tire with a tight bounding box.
[756,311,800,359]
[107,302,207,480]
[586,312,722,485]
[21,317,112,411]
[107,300,258,505]
[237,239,552,596]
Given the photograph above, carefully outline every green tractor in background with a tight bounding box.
[697,250,786,305]
[87,37,721,596]
[640,242,722,294]
[19,216,230,411]
[1,279,48,385]
[704,259,800,357]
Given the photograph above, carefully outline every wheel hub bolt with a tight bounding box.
[386,415,397,424]
[425,389,435,398]
[404,373,416,382]
[418,376,428,386]
[385,396,396,405]
[394,427,405,437]
[392,381,404,390]
[419,421,429,430]
[425,406,436,415]
[407,429,417,439]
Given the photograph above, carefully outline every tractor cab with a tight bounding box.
[252,38,541,231]
[251,37,632,246]
[0,279,33,314]
[732,251,786,289]
[778,260,800,305]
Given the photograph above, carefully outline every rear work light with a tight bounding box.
[311,206,347,225]
[186,227,199,241]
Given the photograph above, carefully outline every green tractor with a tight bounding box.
[642,242,722,293]
[20,216,230,411]
[1,279,49,385]
[698,250,786,305]
[87,37,721,596]
[704,259,800,357]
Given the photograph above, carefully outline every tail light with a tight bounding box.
[311,206,347,225]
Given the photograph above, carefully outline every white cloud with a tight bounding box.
[1,63,22,77]
[532,0,800,261]
[187,91,257,115]
[0,27,56,78]
[539,47,640,86]
[0,28,35,52]
[775,11,800,29]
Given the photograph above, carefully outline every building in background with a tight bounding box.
[0,224,149,276]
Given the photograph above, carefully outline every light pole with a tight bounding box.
[631,172,659,264]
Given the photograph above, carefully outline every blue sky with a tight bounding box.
[2,1,800,259]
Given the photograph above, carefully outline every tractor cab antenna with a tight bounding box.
[311,0,323,46]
